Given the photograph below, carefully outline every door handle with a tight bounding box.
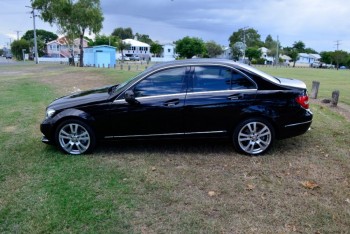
[228,94,244,100]
[164,99,180,106]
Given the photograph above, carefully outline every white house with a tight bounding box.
[296,53,321,64]
[46,37,89,58]
[216,47,232,59]
[122,38,151,60]
[161,44,176,59]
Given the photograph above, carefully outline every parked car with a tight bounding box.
[5,53,13,59]
[40,59,312,155]
[130,55,140,61]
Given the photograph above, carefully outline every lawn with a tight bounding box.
[257,65,350,105]
[0,63,349,233]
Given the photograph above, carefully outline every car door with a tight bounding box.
[108,66,189,138]
[184,65,257,137]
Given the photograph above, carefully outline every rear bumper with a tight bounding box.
[277,109,313,139]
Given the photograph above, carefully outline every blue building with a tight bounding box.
[83,45,116,67]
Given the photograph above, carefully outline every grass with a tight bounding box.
[0,63,349,233]
[257,66,350,105]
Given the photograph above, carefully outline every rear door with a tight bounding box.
[184,65,257,136]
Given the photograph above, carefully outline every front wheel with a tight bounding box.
[233,118,274,155]
[55,119,96,155]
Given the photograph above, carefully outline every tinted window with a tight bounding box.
[192,66,256,92]
[134,67,187,97]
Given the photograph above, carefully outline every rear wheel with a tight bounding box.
[55,119,96,155]
[233,118,274,155]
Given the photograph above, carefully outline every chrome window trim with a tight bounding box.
[284,120,312,128]
[186,89,257,96]
[104,130,226,139]
[115,62,259,101]
[113,92,187,103]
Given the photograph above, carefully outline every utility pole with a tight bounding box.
[275,35,279,65]
[15,30,21,40]
[242,26,249,63]
[26,6,39,64]
[335,40,341,50]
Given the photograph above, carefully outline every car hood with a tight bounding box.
[48,85,114,110]
[277,77,307,89]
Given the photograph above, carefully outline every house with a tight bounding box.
[46,37,89,58]
[161,44,176,59]
[259,47,274,64]
[296,53,320,64]
[122,38,151,60]
[83,45,116,67]
[216,47,232,59]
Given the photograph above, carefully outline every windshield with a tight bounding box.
[111,68,152,94]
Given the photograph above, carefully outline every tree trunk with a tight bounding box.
[79,29,85,67]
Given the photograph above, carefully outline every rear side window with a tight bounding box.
[192,66,256,92]
[133,67,187,97]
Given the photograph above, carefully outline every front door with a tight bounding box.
[108,66,189,138]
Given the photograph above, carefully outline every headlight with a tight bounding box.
[45,108,56,119]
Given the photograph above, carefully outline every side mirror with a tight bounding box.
[124,90,139,104]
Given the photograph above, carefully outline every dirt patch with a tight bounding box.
[3,126,16,133]
[310,99,350,121]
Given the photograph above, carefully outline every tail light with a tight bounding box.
[296,95,309,109]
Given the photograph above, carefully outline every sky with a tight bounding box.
[1,0,350,53]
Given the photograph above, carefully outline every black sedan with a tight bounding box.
[40,59,312,155]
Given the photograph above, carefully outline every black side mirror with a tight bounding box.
[124,90,139,104]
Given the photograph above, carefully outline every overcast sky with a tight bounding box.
[1,0,350,52]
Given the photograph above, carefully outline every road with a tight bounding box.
[0,56,17,64]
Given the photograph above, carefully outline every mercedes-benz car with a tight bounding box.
[40,59,312,155]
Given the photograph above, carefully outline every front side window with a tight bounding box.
[192,66,256,92]
[133,67,187,97]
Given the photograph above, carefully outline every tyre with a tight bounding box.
[55,119,96,155]
[233,118,274,155]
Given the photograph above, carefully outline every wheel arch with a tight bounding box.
[50,109,96,141]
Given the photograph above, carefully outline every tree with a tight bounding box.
[135,33,153,45]
[116,38,130,62]
[150,42,163,57]
[111,27,133,40]
[175,36,206,59]
[245,47,262,62]
[229,28,262,48]
[264,35,274,49]
[332,50,348,69]
[92,34,116,46]
[284,47,299,67]
[205,40,223,58]
[22,29,58,57]
[320,51,334,64]
[32,0,104,67]
[22,29,58,43]
[11,39,30,60]
[292,41,306,52]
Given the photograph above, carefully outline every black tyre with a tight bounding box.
[233,118,274,155]
[55,119,96,155]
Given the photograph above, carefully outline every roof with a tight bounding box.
[123,39,150,47]
[47,37,88,45]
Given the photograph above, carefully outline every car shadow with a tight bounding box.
[93,138,235,156]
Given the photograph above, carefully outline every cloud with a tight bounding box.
[1,0,350,52]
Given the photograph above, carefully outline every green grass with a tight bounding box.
[0,63,349,233]
[257,66,350,105]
